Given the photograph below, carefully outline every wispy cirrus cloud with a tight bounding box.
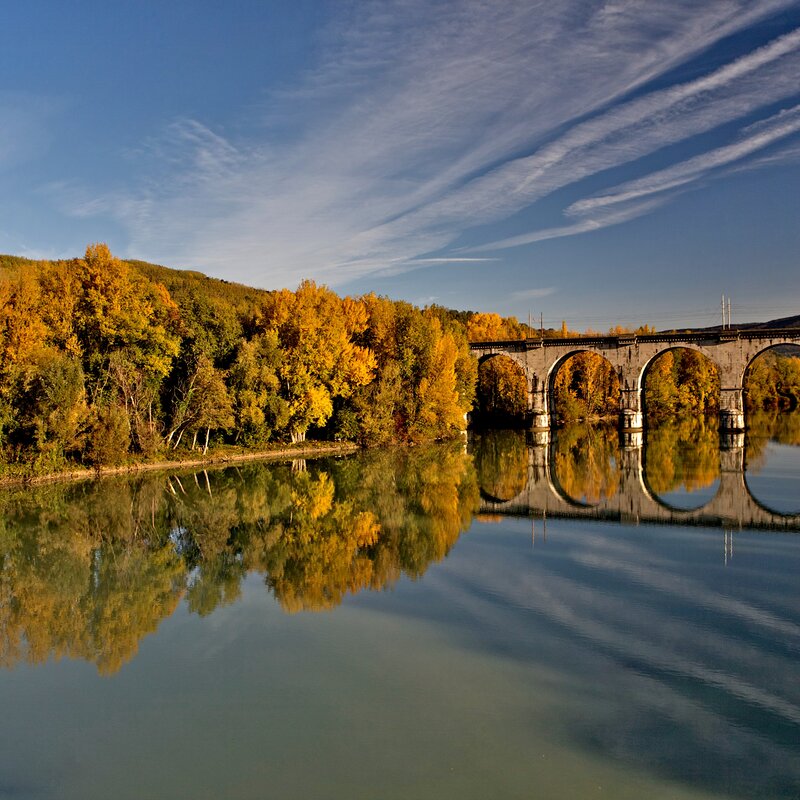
[567,104,800,217]
[470,196,674,252]
[474,104,800,252]
[513,287,558,301]
[60,1,800,287]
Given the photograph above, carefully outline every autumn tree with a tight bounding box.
[257,282,376,442]
[552,352,619,422]
[476,355,527,422]
[1,244,480,469]
[72,244,181,454]
[466,312,528,342]
[643,349,719,420]
[166,355,235,452]
[745,351,800,411]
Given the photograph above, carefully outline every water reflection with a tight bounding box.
[744,411,800,516]
[1,416,798,679]
[644,417,721,508]
[470,429,528,502]
[0,444,478,674]
[1,417,800,799]
[551,423,620,505]
[473,413,800,530]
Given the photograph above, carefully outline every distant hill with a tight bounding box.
[746,314,800,330]
[667,315,800,334]
[0,253,273,312]
[2,251,797,332]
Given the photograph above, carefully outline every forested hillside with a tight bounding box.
[0,245,474,474]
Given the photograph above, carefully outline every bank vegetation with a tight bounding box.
[0,245,474,477]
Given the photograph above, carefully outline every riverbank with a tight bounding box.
[0,440,361,488]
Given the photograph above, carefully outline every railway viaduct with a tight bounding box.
[470,328,800,432]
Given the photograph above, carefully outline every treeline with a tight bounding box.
[468,312,800,423]
[464,310,656,342]
[0,245,476,473]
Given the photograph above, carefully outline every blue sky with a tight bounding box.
[2,1,800,329]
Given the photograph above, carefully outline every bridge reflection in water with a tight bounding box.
[473,424,800,532]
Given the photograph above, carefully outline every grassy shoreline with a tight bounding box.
[0,440,361,488]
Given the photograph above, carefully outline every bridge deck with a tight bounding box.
[470,328,800,351]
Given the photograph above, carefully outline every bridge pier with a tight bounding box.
[527,433,550,484]
[619,388,643,431]
[719,387,746,432]
[618,441,644,524]
[620,429,644,448]
[719,431,745,472]
[528,374,551,430]
[527,429,551,448]
[531,412,551,430]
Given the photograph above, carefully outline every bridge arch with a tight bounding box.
[637,344,723,391]
[743,343,800,413]
[472,430,531,502]
[641,459,720,514]
[476,350,527,371]
[546,349,620,425]
[550,424,622,506]
[475,352,529,422]
[638,347,722,422]
[743,471,800,518]
[548,465,599,509]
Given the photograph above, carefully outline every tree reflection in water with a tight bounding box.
[1,414,796,676]
[745,410,800,471]
[644,417,720,496]
[472,414,799,509]
[551,423,621,504]
[0,443,478,674]
[469,430,528,501]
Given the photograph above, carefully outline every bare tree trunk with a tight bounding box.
[203,427,210,454]
[191,430,198,451]
[172,428,185,449]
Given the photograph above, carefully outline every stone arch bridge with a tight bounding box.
[479,440,800,532]
[470,328,800,431]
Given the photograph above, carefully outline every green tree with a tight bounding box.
[228,331,289,444]
[166,355,234,453]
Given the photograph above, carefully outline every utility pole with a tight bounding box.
[721,294,726,329]
[528,310,532,339]
[540,312,544,340]
[728,297,732,330]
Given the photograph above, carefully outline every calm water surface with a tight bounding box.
[1,414,799,799]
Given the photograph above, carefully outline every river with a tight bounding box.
[1,413,798,799]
